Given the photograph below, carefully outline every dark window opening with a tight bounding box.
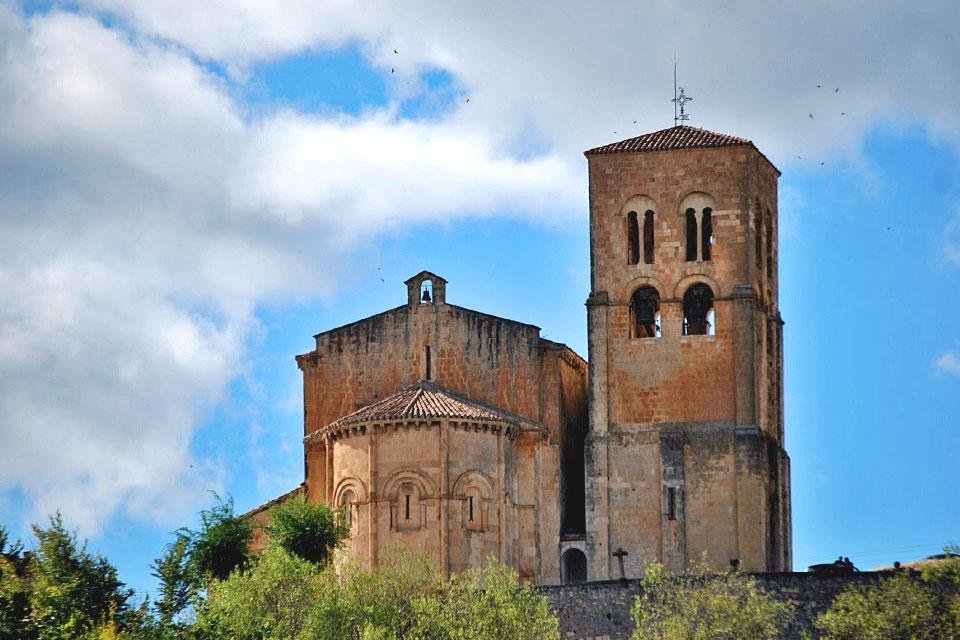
[468,496,474,521]
[560,416,587,536]
[643,210,655,264]
[667,487,677,520]
[561,548,588,584]
[627,211,640,265]
[685,208,698,261]
[425,345,431,380]
[683,283,715,336]
[630,286,661,338]
[701,207,713,261]
[405,494,411,520]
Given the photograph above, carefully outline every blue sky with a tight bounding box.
[1,0,958,600]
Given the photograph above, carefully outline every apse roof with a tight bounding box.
[320,380,523,431]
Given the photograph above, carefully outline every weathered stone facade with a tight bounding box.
[250,125,792,585]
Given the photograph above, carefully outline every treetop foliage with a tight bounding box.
[180,494,252,583]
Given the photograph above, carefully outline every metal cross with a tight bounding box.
[672,87,693,126]
[612,547,629,580]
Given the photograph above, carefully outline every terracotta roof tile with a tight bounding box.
[323,380,522,430]
[585,125,751,155]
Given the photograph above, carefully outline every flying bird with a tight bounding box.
[835,88,839,93]
[809,114,814,118]
[466,98,470,103]
[394,49,398,54]
[817,84,821,88]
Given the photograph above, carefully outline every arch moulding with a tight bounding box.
[334,477,368,505]
[672,273,722,300]
[620,194,658,217]
[620,275,668,306]
[452,470,495,499]
[678,190,717,214]
[381,467,437,500]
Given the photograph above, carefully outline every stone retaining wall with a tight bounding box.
[542,572,895,640]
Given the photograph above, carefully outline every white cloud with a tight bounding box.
[0,5,577,534]
[72,0,960,167]
[935,352,960,377]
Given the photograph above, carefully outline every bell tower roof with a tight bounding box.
[585,125,752,155]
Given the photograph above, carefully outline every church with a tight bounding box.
[249,124,793,584]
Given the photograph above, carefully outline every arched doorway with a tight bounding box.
[561,548,587,584]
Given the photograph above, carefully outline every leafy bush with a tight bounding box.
[265,497,349,565]
[816,552,960,640]
[409,559,559,640]
[631,561,792,640]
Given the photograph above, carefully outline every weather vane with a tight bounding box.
[672,62,693,126]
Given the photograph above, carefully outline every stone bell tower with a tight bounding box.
[582,126,791,579]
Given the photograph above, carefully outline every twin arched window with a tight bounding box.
[630,283,715,337]
[627,210,655,265]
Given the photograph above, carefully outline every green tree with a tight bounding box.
[182,495,251,582]
[264,497,349,565]
[1,525,32,639]
[150,534,192,629]
[816,572,939,639]
[409,558,559,640]
[196,545,325,640]
[336,547,438,639]
[631,562,792,640]
[816,552,960,640]
[28,513,135,640]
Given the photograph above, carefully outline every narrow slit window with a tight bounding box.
[405,494,411,520]
[425,345,431,380]
[685,208,698,261]
[643,210,655,264]
[627,211,640,265]
[701,207,713,261]
[667,487,677,520]
[468,496,474,521]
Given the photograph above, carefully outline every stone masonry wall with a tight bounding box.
[543,572,897,640]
